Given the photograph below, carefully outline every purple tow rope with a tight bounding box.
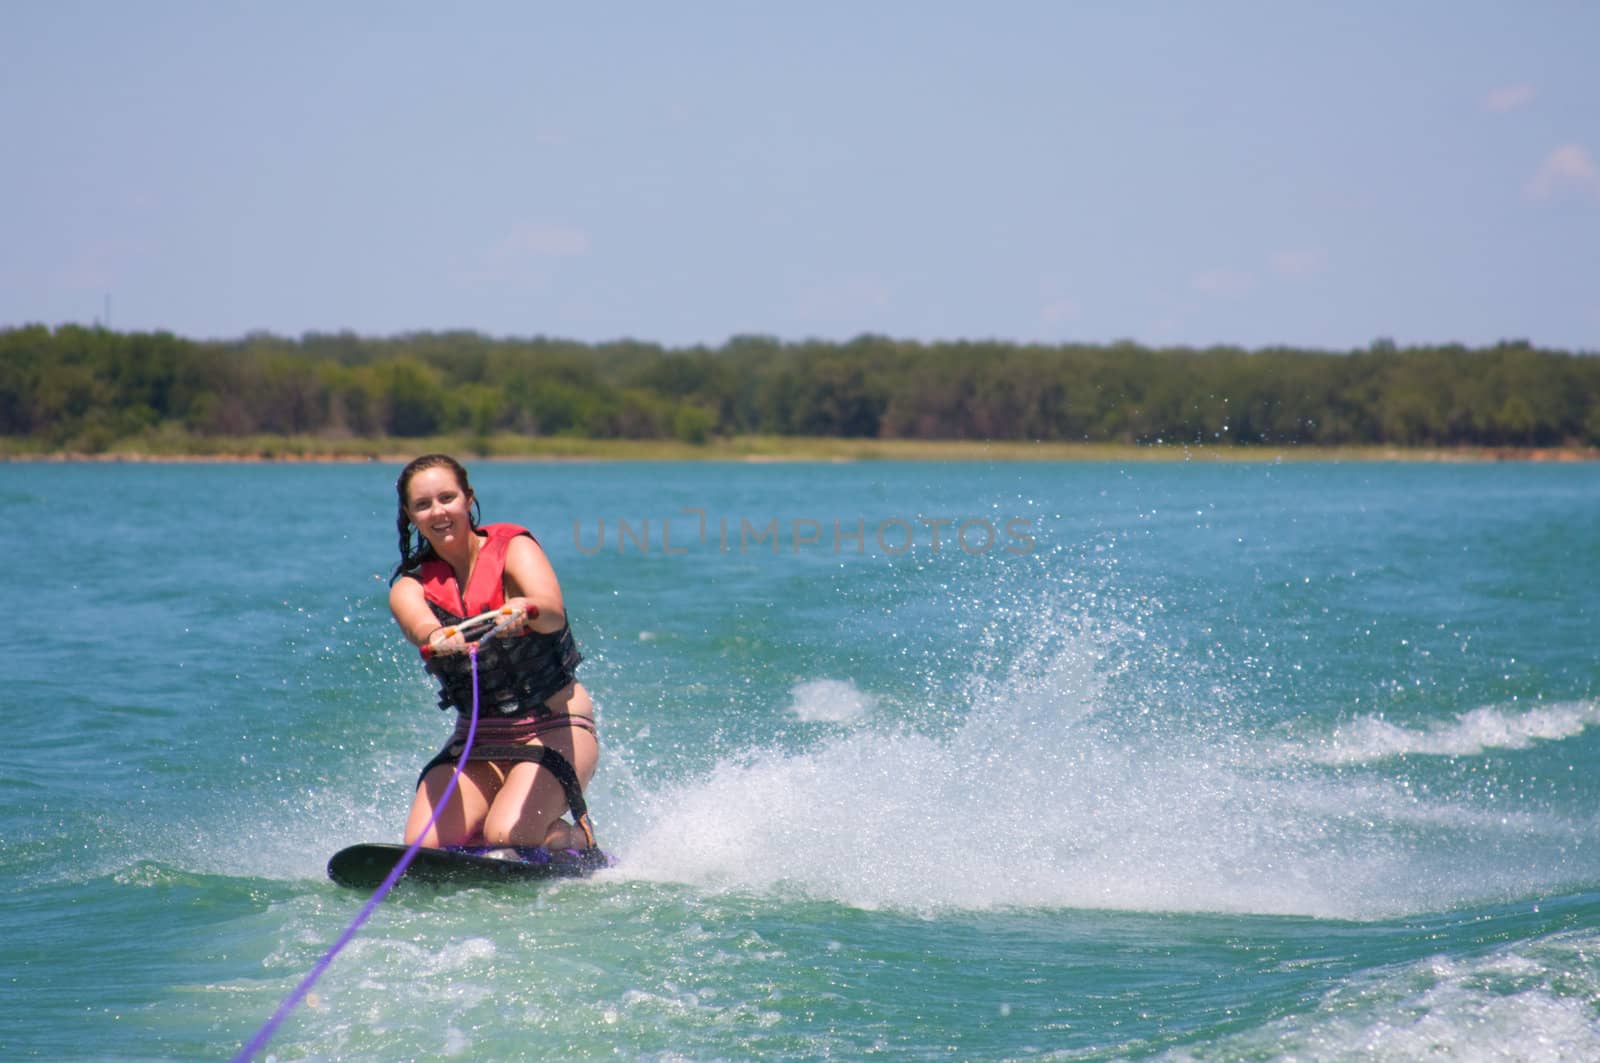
[232,641,487,1062]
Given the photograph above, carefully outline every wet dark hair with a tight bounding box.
[392,453,482,581]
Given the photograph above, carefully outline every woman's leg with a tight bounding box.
[404,759,503,846]
[479,725,599,847]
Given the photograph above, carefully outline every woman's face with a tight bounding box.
[405,465,474,552]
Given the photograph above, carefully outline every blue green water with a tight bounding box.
[4,460,1598,1061]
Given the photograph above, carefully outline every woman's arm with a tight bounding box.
[502,533,568,634]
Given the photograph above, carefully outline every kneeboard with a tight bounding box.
[328,842,611,889]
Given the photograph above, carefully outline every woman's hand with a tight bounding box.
[426,625,470,656]
[500,597,540,635]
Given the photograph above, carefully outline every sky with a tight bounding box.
[3,2,1597,351]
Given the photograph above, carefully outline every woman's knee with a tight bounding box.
[480,810,555,847]
[479,813,513,846]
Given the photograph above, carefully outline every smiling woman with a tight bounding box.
[388,453,599,852]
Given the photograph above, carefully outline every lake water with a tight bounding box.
[4,459,1598,1060]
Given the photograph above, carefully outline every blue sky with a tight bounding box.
[3,3,1596,350]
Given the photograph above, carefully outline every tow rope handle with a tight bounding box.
[419,603,535,660]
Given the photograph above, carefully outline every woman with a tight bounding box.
[389,453,597,851]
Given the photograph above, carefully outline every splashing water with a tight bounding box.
[1275,701,1600,765]
[784,678,879,724]
[617,597,1592,920]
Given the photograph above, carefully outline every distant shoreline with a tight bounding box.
[5,436,1598,464]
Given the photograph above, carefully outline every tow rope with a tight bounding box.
[233,609,516,1061]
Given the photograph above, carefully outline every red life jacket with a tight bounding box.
[415,522,529,617]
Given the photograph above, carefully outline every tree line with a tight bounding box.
[3,324,1597,450]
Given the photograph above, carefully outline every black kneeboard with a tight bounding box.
[328,842,611,889]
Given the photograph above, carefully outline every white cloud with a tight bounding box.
[1484,83,1535,114]
[1269,249,1328,277]
[491,222,591,259]
[1191,268,1254,297]
[448,222,590,290]
[1040,297,1080,324]
[1523,144,1600,203]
